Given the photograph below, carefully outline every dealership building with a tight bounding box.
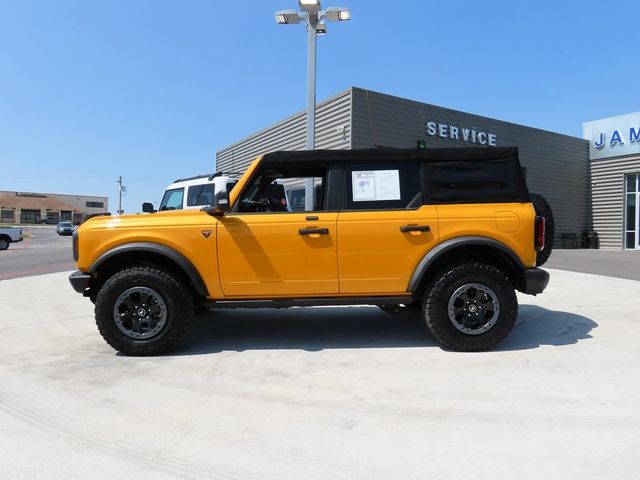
[0,190,108,225]
[217,87,639,251]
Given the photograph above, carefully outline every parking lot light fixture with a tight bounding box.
[274,1,350,210]
[275,10,302,24]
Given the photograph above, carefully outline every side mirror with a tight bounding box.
[142,202,156,213]
[203,190,230,217]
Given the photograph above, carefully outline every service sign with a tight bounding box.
[425,121,497,147]
[583,112,640,160]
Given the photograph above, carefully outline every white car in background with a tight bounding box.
[0,226,23,250]
[143,173,240,213]
[144,172,291,213]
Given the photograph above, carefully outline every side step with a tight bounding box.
[203,296,414,309]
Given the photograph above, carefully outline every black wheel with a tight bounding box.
[94,266,194,355]
[0,237,9,250]
[423,263,518,352]
[530,193,554,267]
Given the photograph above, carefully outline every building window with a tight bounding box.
[20,209,40,224]
[625,173,639,250]
[86,201,104,208]
[1,209,15,223]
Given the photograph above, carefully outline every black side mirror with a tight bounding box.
[203,190,230,216]
[142,202,156,213]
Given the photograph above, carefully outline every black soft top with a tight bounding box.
[261,147,519,164]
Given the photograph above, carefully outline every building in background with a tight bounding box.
[217,87,591,246]
[584,112,640,250]
[0,190,108,224]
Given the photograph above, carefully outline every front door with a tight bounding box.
[216,162,337,297]
[217,212,339,297]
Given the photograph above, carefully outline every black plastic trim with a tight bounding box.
[204,296,412,309]
[522,268,549,295]
[69,270,91,294]
[408,236,526,292]
[89,242,209,297]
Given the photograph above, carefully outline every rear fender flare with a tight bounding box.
[408,236,525,293]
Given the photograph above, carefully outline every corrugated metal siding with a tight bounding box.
[590,154,640,249]
[350,88,590,246]
[216,90,352,173]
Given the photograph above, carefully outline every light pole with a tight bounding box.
[275,1,350,211]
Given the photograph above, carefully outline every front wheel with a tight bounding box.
[423,263,517,352]
[0,237,9,250]
[94,266,194,355]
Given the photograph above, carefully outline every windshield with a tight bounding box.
[160,188,184,211]
[60,222,72,227]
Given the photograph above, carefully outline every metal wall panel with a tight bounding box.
[590,155,640,249]
[216,89,351,173]
[350,88,590,245]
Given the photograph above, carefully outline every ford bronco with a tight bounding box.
[69,147,551,355]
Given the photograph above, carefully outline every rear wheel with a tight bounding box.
[530,193,554,266]
[94,266,193,355]
[423,262,517,352]
[0,237,9,250]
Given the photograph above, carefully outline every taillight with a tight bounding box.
[535,216,545,252]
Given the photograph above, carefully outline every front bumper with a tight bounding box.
[521,268,549,295]
[69,270,91,294]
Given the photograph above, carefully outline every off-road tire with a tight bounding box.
[424,262,518,352]
[530,193,554,266]
[94,266,193,355]
[0,236,9,250]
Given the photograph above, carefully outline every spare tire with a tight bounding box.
[530,193,554,267]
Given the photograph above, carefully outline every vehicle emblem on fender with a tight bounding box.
[201,230,212,239]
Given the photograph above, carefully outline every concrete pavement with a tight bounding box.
[0,269,638,479]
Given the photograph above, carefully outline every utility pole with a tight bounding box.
[116,176,126,215]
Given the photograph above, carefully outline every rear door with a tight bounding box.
[337,162,439,294]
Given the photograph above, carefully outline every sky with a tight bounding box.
[0,0,637,214]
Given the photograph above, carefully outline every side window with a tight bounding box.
[423,158,520,204]
[159,188,184,211]
[187,184,214,207]
[346,163,422,210]
[236,166,327,213]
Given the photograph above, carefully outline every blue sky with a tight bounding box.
[0,0,636,213]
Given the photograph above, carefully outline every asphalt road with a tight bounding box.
[545,248,640,281]
[1,269,638,479]
[0,226,75,281]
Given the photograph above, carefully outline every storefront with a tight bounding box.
[583,112,640,250]
[217,87,591,245]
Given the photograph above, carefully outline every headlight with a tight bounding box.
[72,229,79,262]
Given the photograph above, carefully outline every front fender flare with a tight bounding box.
[89,242,209,297]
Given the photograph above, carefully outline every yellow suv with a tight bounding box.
[69,148,551,355]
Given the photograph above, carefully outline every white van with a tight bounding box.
[158,173,239,211]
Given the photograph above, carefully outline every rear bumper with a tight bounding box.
[69,270,91,294]
[521,268,549,295]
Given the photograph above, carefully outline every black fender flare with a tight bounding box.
[89,242,209,297]
[407,236,526,293]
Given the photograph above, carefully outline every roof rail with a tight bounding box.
[173,173,215,183]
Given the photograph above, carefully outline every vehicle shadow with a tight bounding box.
[169,304,597,356]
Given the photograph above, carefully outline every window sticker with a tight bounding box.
[352,170,401,201]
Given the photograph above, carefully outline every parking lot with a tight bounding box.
[1,265,639,479]
[0,226,75,280]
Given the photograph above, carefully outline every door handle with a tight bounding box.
[299,227,329,235]
[400,225,430,233]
